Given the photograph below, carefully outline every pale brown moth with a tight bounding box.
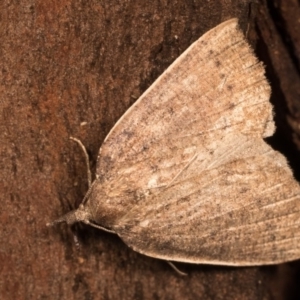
[48,19,300,266]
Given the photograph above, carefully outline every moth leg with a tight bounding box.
[70,137,92,188]
[167,261,187,276]
[73,231,81,251]
[82,220,116,234]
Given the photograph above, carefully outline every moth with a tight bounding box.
[49,18,300,266]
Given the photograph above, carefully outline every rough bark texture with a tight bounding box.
[1,0,300,299]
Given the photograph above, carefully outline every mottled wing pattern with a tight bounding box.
[113,133,300,265]
[96,19,272,198]
[93,18,300,264]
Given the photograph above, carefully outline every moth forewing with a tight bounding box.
[49,18,300,267]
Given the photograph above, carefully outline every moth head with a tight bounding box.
[47,204,91,227]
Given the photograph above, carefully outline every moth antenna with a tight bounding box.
[47,138,96,229]
[81,181,95,205]
[167,261,188,276]
[82,220,116,234]
[70,136,92,188]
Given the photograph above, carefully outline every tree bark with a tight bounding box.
[1,0,299,299]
